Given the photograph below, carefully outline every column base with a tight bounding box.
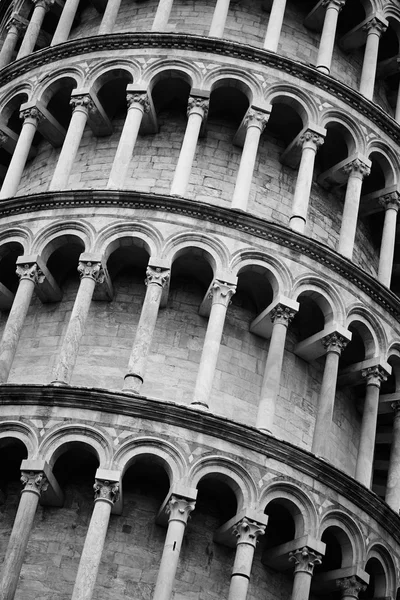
[50,380,69,386]
[122,373,143,394]
[258,427,272,435]
[190,401,209,411]
[316,65,330,75]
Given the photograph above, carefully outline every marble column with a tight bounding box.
[289,547,322,600]
[123,265,170,394]
[289,130,325,234]
[312,333,348,457]
[107,92,149,189]
[231,109,270,211]
[191,279,236,410]
[152,0,174,31]
[385,400,400,511]
[49,93,93,191]
[0,16,26,69]
[256,303,297,433]
[51,0,81,45]
[337,576,367,600]
[52,259,105,385]
[227,518,266,600]
[17,0,54,59]
[337,159,371,260]
[316,0,346,74]
[395,78,400,124]
[0,261,44,384]
[98,0,123,34]
[359,17,387,100]
[153,495,196,600]
[355,366,387,487]
[71,479,119,600]
[0,470,48,600]
[378,192,400,287]
[209,0,230,38]
[0,106,44,200]
[264,0,287,52]
[170,96,209,197]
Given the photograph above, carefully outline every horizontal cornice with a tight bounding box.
[0,383,398,541]
[3,188,400,322]
[0,32,398,144]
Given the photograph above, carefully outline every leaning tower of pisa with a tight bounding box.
[0,0,400,599]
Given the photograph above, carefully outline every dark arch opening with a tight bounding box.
[263,500,296,549]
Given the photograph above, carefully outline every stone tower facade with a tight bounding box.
[0,0,399,599]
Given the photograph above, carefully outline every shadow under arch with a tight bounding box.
[318,509,366,567]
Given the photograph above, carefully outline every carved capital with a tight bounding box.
[343,159,371,179]
[6,14,27,33]
[209,280,236,307]
[362,17,387,37]
[289,547,322,575]
[244,109,270,132]
[0,132,8,148]
[391,400,400,414]
[93,479,119,504]
[19,106,45,124]
[362,366,387,387]
[300,130,325,150]
[70,94,94,113]
[322,0,346,10]
[77,261,105,283]
[270,303,297,326]
[232,517,266,547]
[33,0,55,10]
[16,262,45,285]
[167,495,196,523]
[126,93,150,113]
[187,96,209,119]
[20,471,48,495]
[336,576,367,599]
[379,192,400,212]
[145,266,170,288]
[322,332,348,355]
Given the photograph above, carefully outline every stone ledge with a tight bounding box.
[1,188,399,322]
[0,383,398,541]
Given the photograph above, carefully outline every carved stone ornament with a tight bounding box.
[93,479,120,504]
[187,96,209,119]
[20,471,49,495]
[391,400,400,414]
[362,366,387,387]
[232,517,266,547]
[0,132,8,148]
[321,0,346,10]
[70,94,95,113]
[6,14,27,33]
[270,304,297,326]
[342,159,371,179]
[244,109,270,132]
[379,192,400,212]
[362,17,388,37]
[77,261,105,284]
[166,494,196,523]
[289,547,322,574]
[299,131,325,150]
[145,266,170,287]
[16,262,45,285]
[336,576,367,599]
[126,93,150,112]
[322,332,348,354]
[19,106,45,124]
[33,0,55,11]
[209,280,236,307]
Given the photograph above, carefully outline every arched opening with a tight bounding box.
[312,525,354,599]
[263,499,297,550]
[361,557,387,599]
[377,20,400,116]
[0,93,29,189]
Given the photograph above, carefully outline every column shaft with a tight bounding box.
[209,0,230,38]
[359,19,387,100]
[316,1,345,74]
[0,20,25,69]
[17,0,53,59]
[152,0,174,31]
[378,194,400,287]
[51,0,81,45]
[192,280,236,409]
[289,548,322,600]
[228,519,265,600]
[98,0,123,35]
[263,0,287,52]
[385,402,400,511]
[49,95,92,191]
[123,266,170,393]
[107,94,149,189]
[0,108,42,199]
[395,80,400,123]
[337,160,370,260]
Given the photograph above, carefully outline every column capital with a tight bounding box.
[289,546,322,575]
[77,260,105,283]
[70,94,95,114]
[33,0,55,11]
[342,158,371,180]
[322,332,349,355]
[244,109,270,132]
[19,106,45,124]
[0,132,8,147]
[20,470,49,496]
[270,303,297,326]
[300,129,325,151]
[166,494,196,524]
[187,96,209,119]
[209,279,236,307]
[379,191,400,212]
[391,400,400,413]
[362,365,387,387]
[232,517,266,547]
[6,14,27,33]
[93,479,120,504]
[336,576,367,599]
[145,265,170,287]
[322,0,346,11]
[126,92,150,112]
[16,261,45,284]
[362,16,388,37]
